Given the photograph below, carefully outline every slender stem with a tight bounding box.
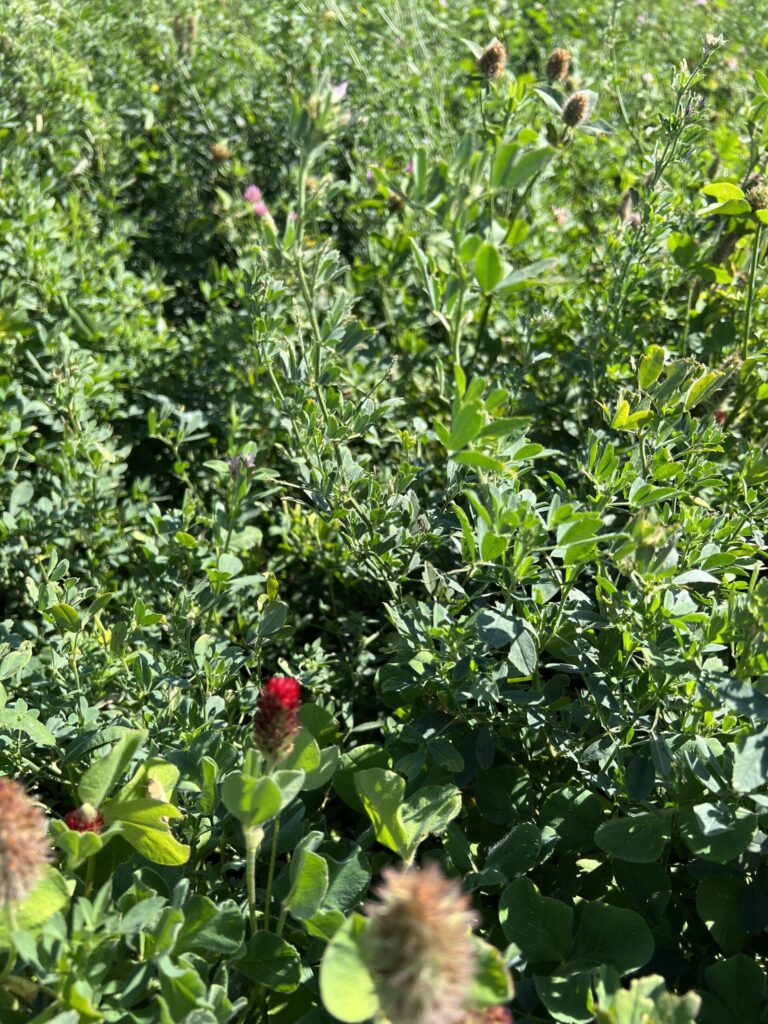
[83,854,95,899]
[263,816,281,932]
[743,221,763,360]
[245,827,264,935]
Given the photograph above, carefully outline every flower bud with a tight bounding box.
[746,183,768,211]
[65,803,104,833]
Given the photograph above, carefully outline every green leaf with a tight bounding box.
[78,730,147,807]
[611,400,630,429]
[175,896,244,957]
[354,768,409,857]
[0,704,55,746]
[284,845,329,920]
[701,181,745,202]
[638,345,665,389]
[50,603,82,633]
[492,144,551,189]
[571,902,654,973]
[474,243,503,293]
[221,773,282,828]
[319,914,379,1023]
[116,821,191,865]
[401,784,462,858]
[485,822,542,878]
[535,970,593,1024]
[0,645,33,681]
[678,802,756,863]
[696,875,747,955]
[732,727,768,793]
[0,867,71,947]
[499,877,573,965]
[447,401,484,452]
[683,369,723,411]
[594,813,670,863]
[469,938,514,1007]
[703,954,766,1024]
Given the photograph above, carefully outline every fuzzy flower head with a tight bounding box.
[746,183,768,211]
[0,779,51,908]
[546,47,571,82]
[562,91,590,126]
[210,142,231,163]
[253,675,302,762]
[362,863,479,1024]
[466,1009,514,1024]
[65,802,104,834]
[243,184,270,218]
[478,39,507,80]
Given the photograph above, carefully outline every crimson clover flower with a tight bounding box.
[253,675,302,762]
[0,778,51,908]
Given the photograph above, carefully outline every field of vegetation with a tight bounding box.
[2,1,768,1021]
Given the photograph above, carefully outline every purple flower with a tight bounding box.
[366,168,374,181]
[252,201,269,218]
[331,81,348,102]
[405,161,413,173]
[228,452,255,476]
[243,184,262,204]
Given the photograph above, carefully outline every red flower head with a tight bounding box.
[253,675,301,762]
[714,409,727,425]
[65,803,104,833]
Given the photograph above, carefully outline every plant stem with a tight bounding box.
[245,826,264,935]
[263,815,281,932]
[743,221,763,360]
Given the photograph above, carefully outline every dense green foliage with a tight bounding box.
[2,1,768,1021]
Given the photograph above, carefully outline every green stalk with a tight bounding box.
[263,816,281,932]
[743,220,763,360]
[245,826,264,935]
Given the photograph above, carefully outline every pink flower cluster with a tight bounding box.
[243,184,269,218]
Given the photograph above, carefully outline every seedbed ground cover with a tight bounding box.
[1,0,768,1022]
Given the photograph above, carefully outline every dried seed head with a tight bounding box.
[562,91,590,127]
[478,39,507,80]
[0,779,51,908]
[746,183,768,211]
[253,676,301,762]
[618,190,634,222]
[362,863,479,1024]
[546,47,571,82]
[210,142,231,163]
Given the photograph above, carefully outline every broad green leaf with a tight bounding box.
[116,821,191,865]
[638,345,665,389]
[733,727,768,793]
[499,877,573,964]
[535,970,593,1024]
[595,813,670,863]
[469,938,514,1007]
[701,181,745,202]
[319,914,379,1023]
[0,704,55,746]
[474,243,503,293]
[241,932,302,991]
[696,875,747,955]
[221,773,282,828]
[78,730,147,807]
[485,822,542,878]
[683,369,723,411]
[571,902,654,973]
[354,767,409,857]
[401,784,462,858]
[0,867,71,947]
[446,401,484,451]
[284,849,329,920]
[50,603,81,633]
[175,896,244,957]
[678,802,755,863]
[0,645,33,681]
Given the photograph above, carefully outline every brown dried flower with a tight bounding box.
[0,779,51,908]
[362,863,479,1024]
[562,91,590,127]
[210,142,231,163]
[546,47,571,82]
[478,39,507,80]
[746,183,768,211]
